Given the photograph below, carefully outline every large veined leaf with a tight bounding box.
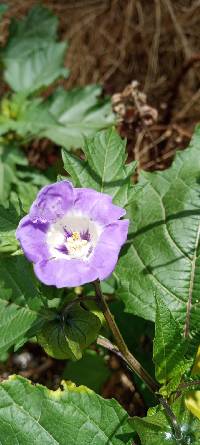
[115,126,200,349]
[132,396,200,445]
[62,127,135,206]
[0,375,133,445]
[46,85,115,149]
[0,256,46,354]
[2,6,68,94]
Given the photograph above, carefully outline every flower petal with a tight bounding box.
[16,215,50,263]
[34,257,99,288]
[29,181,74,223]
[16,180,129,288]
[91,219,129,280]
[74,188,126,225]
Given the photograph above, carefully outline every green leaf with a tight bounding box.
[0,375,133,445]
[178,376,200,396]
[116,126,200,351]
[0,157,14,202]
[14,182,41,213]
[0,141,27,203]
[0,144,24,203]
[0,203,20,252]
[37,304,101,360]
[132,397,200,445]
[62,127,136,206]
[0,142,50,210]
[0,96,61,139]
[63,349,111,393]
[153,295,189,396]
[0,255,46,354]
[4,42,68,94]
[2,5,58,59]
[46,85,115,149]
[2,6,68,94]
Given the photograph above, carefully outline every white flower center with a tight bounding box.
[65,231,90,258]
[46,211,103,261]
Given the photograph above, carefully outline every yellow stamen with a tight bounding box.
[72,231,80,241]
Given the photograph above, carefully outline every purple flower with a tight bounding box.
[16,181,129,287]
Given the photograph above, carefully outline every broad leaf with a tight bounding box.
[0,256,46,354]
[37,304,101,360]
[0,375,133,445]
[116,126,200,350]
[4,42,68,94]
[153,295,189,396]
[2,5,58,59]
[2,6,68,94]
[132,397,200,445]
[46,85,115,149]
[62,127,136,206]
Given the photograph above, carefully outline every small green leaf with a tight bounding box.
[37,304,101,360]
[62,127,136,207]
[0,375,133,445]
[4,42,68,94]
[2,5,58,59]
[2,6,68,94]
[46,85,115,149]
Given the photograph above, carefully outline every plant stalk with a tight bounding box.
[93,279,159,393]
[94,280,183,441]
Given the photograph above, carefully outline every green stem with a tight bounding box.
[93,279,159,393]
[97,337,183,442]
[159,397,183,442]
[94,280,183,441]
